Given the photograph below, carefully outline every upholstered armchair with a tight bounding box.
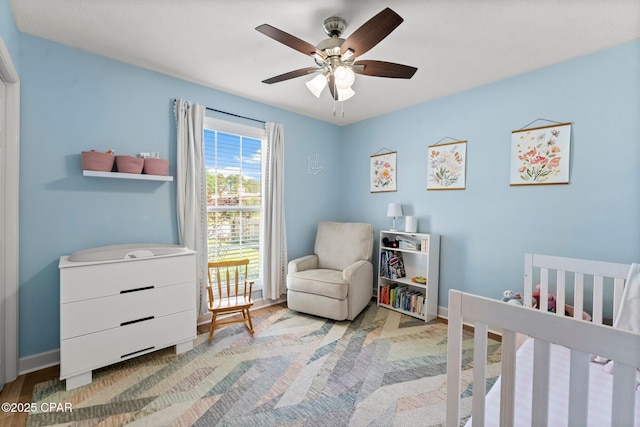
[286,221,374,321]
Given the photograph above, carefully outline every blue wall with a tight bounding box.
[341,40,640,310]
[18,34,342,357]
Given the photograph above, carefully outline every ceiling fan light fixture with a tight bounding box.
[306,73,327,98]
[257,8,417,116]
[311,52,325,66]
[341,48,355,61]
[337,86,355,101]
[333,65,355,89]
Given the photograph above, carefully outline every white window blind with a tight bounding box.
[204,117,266,282]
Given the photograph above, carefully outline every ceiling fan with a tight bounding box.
[255,7,417,104]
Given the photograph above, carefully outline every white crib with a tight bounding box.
[446,253,639,426]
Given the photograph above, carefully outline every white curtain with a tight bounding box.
[175,99,208,314]
[263,122,288,300]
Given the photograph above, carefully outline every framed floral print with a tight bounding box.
[427,141,467,190]
[370,151,397,193]
[510,123,571,185]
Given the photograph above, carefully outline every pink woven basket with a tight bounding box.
[115,156,144,174]
[81,151,115,172]
[143,158,169,176]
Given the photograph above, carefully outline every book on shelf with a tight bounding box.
[420,238,429,253]
[378,283,426,315]
[378,284,387,305]
[380,250,406,279]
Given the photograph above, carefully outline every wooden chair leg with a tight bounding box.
[208,313,217,342]
[245,309,255,335]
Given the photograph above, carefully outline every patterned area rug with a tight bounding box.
[27,303,501,426]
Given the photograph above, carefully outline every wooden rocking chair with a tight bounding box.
[206,259,255,341]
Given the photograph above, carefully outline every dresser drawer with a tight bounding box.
[60,310,195,379]
[60,281,195,339]
[60,254,195,303]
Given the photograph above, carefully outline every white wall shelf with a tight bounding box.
[83,170,173,182]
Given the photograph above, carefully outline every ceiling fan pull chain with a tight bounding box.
[332,77,337,117]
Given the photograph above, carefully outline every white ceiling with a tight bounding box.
[9,0,640,125]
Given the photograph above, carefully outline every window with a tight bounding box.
[204,117,266,283]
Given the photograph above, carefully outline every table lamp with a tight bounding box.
[387,203,403,231]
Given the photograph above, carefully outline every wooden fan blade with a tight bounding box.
[353,60,417,79]
[256,24,323,58]
[340,8,403,58]
[262,67,321,84]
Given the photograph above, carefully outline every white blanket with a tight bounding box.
[615,263,640,333]
[600,262,640,389]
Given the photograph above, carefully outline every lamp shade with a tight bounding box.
[387,203,403,217]
[306,74,327,98]
[334,66,355,89]
[337,87,355,101]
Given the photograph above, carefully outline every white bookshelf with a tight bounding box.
[377,231,440,322]
[83,170,173,182]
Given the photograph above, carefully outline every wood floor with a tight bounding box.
[0,303,284,427]
[0,365,59,427]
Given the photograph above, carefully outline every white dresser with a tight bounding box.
[58,244,197,390]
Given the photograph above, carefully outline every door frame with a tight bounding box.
[0,36,20,388]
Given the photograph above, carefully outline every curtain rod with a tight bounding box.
[206,107,266,125]
[174,99,266,124]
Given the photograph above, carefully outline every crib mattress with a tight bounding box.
[467,337,640,427]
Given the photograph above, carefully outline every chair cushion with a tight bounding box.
[286,269,348,300]
[314,221,374,271]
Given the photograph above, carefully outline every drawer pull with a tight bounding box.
[121,346,155,359]
[120,316,154,327]
[120,286,155,294]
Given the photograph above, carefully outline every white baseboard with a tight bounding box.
[19,349,60,376]
[438,304,503,337]
[438,305,448,319]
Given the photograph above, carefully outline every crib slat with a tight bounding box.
[568,349,590,426]
[592,275,604,324]
[445,291,463,427]
[556,270,566,316]
[540,268,549,312]
[524,254,534,308]
[573,272,584,319]
[472,321,488,427]
[531,338,550,427]
[499,330,517,427]
[612,362,637,427]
